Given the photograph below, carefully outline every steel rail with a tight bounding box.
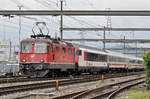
[0,76,73,84]
[0,77,51,84]
[71,76,145,99]
[107,80,145,99]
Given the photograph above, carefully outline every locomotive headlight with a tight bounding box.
[22,59,26,62]
[40,60,44,63]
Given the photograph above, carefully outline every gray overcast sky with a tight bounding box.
[0,0,150,50]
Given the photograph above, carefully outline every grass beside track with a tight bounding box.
[126,90,150,99]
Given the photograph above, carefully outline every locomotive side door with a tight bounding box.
[52,44,61,63]
[48,43,54,62]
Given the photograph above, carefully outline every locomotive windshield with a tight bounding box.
[34,43,50,53]
[21,43,32,53]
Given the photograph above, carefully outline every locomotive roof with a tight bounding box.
[21,38,52,42]
[21,38,73,46]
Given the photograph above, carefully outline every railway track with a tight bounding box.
[0,71,144,97]
[0,71,144,84]
[0,77,65,84]
[51,75,145,99]
[107,80,145,99]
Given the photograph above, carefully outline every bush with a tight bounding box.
[143,50,150,90]
[127,90,150,99]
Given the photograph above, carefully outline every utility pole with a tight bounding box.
[123,36,125,54]
[17,5,23,63]
[105,8,112,35]
[103,26,106,50]
[60,0,63,40]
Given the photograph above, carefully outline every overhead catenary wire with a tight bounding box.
[12,0,64,35]
[34,0,92,39]
[10,0,136,40]
[2,0,145,52]
[34,0,72,28]
[39,0,103,29]
[23,0,106,41]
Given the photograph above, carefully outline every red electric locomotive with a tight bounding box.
[20,35,78,77]
[20,22,80,77]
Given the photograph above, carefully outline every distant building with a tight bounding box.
[0,41,11,62]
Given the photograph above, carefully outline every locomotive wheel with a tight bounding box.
[21,70,49,77]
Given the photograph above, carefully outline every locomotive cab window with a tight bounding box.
[34,43,50,53]
[75,50,82,56]
[21,43,32,53]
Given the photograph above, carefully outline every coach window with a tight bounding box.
[68,48,72,54]
[130,60,133,63]
[118,57,121,62]
[86,53,91,61]
[56,45,59,53]
[139,60,143,64]
[131,60,136,63]
[99,54,106,62]
[86,52,97,61]
[94,53,98,61]
[123,58,126,62]
[75,50,82,56]
[63,47,66,53]
[103,55,107,62]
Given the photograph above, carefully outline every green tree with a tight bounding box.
[143,50,150,90]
